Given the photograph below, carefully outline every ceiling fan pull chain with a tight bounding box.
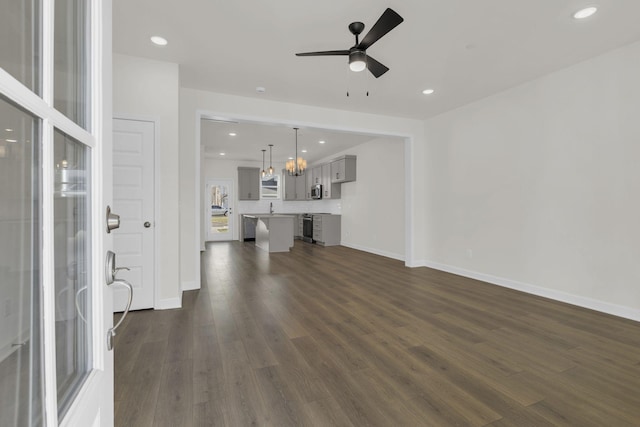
[346,62,351,97]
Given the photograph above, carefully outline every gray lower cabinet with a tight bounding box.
[238,167,260,200]
[312,214,341,246]
[296,215,304,239]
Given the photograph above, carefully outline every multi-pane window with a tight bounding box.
[261,174,280,199]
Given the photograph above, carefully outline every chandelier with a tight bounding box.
[286,127,307,176]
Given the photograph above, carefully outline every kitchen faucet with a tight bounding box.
[270,202,274,214]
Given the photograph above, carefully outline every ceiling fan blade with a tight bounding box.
[366,55,389,78]
[295,50,350,57]
[357,8,404,51]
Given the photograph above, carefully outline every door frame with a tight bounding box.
[204,178,234,241]
[113,114,161,310]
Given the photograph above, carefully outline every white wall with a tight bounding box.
[180,89,426,291]
[423,40,640,320]
[337,138,406,260]
[113,54,181,308]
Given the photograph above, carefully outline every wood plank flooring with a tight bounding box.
[114,241,640,426]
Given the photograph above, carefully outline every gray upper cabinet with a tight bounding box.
[238,167,260,200]
[330,155,356,183]
[312,166,322,185]
[295,173,307,200]
[283,170,307,201]
[305,170,314,199]
[321,163,341,199]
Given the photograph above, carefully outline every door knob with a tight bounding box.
[144,221,151,228]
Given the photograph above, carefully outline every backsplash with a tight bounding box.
[237,199,341,215]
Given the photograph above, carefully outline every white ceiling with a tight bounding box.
[113,0,640,159]
[200,118,379,163]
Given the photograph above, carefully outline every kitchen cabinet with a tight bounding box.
[330,155,356,183]
[321,163,341,199]
[312,214,341,246]
[283,170,307,201]
[296,214,303,239]
[237,167,260,200]
[305,170,314,199]
[312,166,322,185]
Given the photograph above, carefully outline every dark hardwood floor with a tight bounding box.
[114,241,640,426]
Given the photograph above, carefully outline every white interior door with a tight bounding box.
[112,118,155,311]
[0,0,114,426]
[205,179,234,241]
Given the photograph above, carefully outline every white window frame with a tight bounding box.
[260,173,281,199]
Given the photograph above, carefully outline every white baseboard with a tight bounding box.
[341,242,405,262]
[420,259,640,323]
[155,296,182,310]
[182,280,200,291]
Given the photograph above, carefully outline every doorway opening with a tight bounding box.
[205,179,234,241]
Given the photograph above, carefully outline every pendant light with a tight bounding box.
[261,149,266,177]
[286,127,307,176]
[268,144,274,176]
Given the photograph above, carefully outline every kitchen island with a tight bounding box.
[242,215,294,253]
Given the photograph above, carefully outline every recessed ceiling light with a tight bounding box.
[6,139,17,143]
[228,132,236,136]
[219,152,226,156]
[573,6,597,19]
[422,89,435,95]
[256,86,266,93]
[319,140,325,144]
[288,156,294,160]
[5,128,13,132]
[301,149,307,153]
[150,36,168,46]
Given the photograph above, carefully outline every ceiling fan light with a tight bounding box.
[349,51,367,72]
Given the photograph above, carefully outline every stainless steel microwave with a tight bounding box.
[311,184,322,199]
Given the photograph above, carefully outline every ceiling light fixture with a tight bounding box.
[286,128,307,176]
[319,140,325,144]
[150,36,168,46]
[573,6,598,19]
[301,149,308,153]
[422,89,435,95]
[5,128,13,132]
[219,152,226,156]
[256,86,266,93]
[228,132,237,136]
[6,139,17,143]
[268,144,274,175]
[261,149,267,177]
[349,51,367,72]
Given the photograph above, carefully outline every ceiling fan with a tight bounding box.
[295,8,404,78]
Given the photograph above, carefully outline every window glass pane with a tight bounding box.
[261,174,280,199]
[53,129,91,420]
[210,184,230,234]
[0,96,43,426]
[54,0,89,129]
[0,0,41,93]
